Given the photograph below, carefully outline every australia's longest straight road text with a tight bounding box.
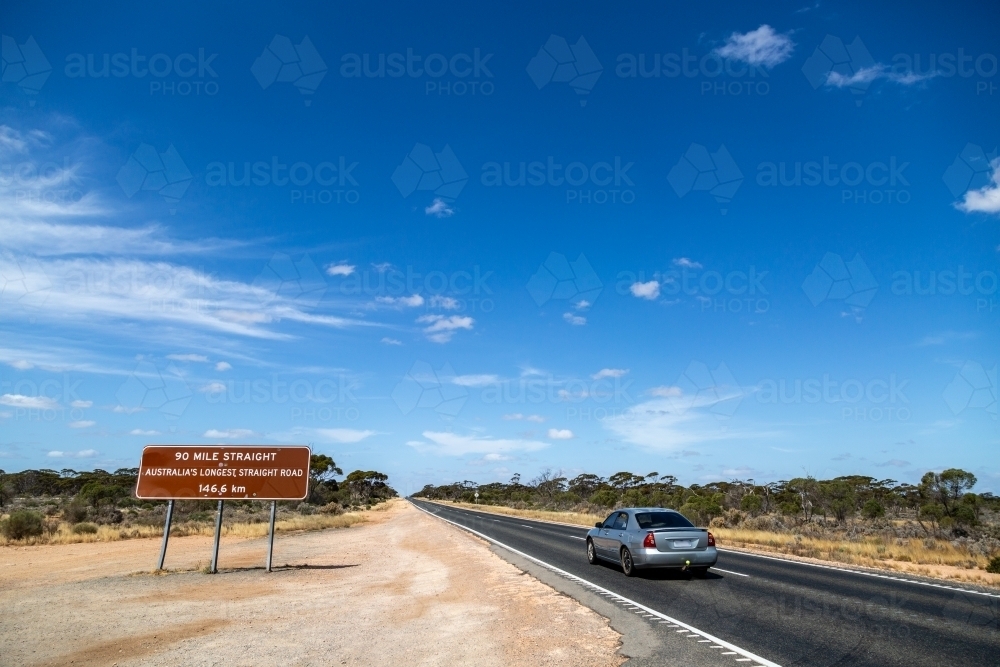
[412,499,999,667]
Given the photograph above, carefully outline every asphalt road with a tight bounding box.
[412,499,1000,667]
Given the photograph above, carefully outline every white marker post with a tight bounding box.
[474,491,479,504]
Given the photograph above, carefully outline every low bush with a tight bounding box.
[987,555,1000,574]
[2,510,45,540]
[71,522,98,535]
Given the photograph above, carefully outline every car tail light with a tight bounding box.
[707,531,716,547]
[642,532,656,548]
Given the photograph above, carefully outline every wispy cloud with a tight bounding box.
[68,420,96,428]
[673,257,703,269]
[417,314,474,342]
[167,353,209,362]
[714,25,795,68]
[409,431,548,456]
[452,374,500,387]
[563,312,586,325]
[825,65,937,89]
[203,428,255,439]
[377,294,425,307]
[547,428,573,439]
[592,368,628,380]
[0,394,59,409]
[380,337,403,345]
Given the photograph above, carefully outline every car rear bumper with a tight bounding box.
[633,546,718,568]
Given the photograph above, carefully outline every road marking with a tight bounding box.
[711,567,750,577]
[521,524,532,528]
[569,536,586,540]
[719,548,1000,599]
[411,500,781,667]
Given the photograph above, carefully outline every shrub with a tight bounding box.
[72,522,98,535]
[64,501,89,524]
[862,499,886,519]
[987,556,1000,575]
[2,510,45,540]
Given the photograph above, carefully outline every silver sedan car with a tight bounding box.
[586,508,718,576]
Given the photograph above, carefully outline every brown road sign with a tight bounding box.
[136,445,311,500]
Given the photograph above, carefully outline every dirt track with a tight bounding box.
[0,500,622,666]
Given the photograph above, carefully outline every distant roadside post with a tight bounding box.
[474,491,479,504]
[136,445,311,573]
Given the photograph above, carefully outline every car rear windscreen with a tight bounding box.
[634,512,695,529]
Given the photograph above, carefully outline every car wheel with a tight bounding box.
[620,547,635,577]
[587,539,598,564]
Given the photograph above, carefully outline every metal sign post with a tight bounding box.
[266,500,277,572]
[156,499,174,570]
[210,500,224,574]
[474,491,479,504]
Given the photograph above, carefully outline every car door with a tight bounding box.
[594,512,619,556]
[608,512,629,555]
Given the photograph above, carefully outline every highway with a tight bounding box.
[411,499,999,667]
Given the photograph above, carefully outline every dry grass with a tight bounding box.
[428,500,1000,588]
[427,500,603,527]
[0,512,367,547]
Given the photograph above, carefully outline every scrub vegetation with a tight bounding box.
[0,455,395,546]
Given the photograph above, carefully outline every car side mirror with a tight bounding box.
[595,522,603,528]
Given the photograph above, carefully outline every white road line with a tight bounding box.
[711,567,750,577]
[411,500,781,667]
[569,535,586,540]
[719,548,1000,599]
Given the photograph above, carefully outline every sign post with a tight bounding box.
[266,500,277,572]
[136,445,311,572]
[156,499,174,570]
[474,491,479,504]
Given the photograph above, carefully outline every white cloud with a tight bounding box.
[410,431,548,456]
[70,400,93,408]
[325,263,356,276]
[312,428,375,443]
[649,385,682,397]
[430,295,460,310]
[9,360,33,370]
[377,294,425,307]
[68,420,95,428]
[417,314,474,342]
[167,354,209,362]
[630,280,660,300]
[563,312,586,326]
[483,453,511,461]
[825,65,937,89]
[199,382,227,394]
[425,198,455,218]
[215,361,232,371]
[591,368,628,380]
[547,428,574,439]
[502,413,546,423]
[0,394,59,409]
[956,159,1000,215]
[129,429,160,436]
[714,25,795,68]
[203,428,255,439]
[573,300,591,310]
[452,374,500,387]
[673,257,703,269]
[380,337,403,345]
[47,448,98,458]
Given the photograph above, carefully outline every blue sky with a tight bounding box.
[1,1,998,495]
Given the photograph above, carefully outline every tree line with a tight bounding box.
[414,468,996,534]
[0,455,396,511]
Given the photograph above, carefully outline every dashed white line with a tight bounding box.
[411,501,781,667]
[711,566,750,577]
